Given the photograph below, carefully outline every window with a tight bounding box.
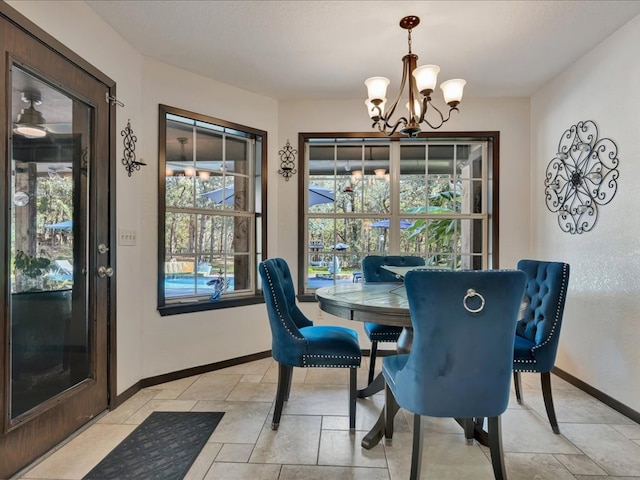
[158,105,266,315]
[298,133,498,298]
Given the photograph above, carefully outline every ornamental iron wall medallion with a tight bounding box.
[544,120,619,234]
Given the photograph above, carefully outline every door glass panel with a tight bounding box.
[9,66,90,419]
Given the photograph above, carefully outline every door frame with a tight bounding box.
[0,0,117,471]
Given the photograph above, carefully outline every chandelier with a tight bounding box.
[365,16,466,137]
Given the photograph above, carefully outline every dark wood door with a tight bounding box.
[0,12,112,478]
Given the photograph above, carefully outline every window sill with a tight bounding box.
[158,294,265,316]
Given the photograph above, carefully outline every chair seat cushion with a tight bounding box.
[513,333,537,366]
[364,322,402,342]
[299,326,362,368]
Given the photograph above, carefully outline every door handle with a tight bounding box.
[97,266,114,278]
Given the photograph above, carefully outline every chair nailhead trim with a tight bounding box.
[263,264,305,341]
[303,354,360,367]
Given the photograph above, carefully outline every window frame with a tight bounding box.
[297,131,500,301]
[157,105,267,315]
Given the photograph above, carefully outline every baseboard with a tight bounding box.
[114,351,272,407]
[552,366,640,424]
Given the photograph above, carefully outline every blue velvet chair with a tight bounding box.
[362,255,425,384]
[383,269,526,480]
[259,258,362,431]
[513,259,570,434]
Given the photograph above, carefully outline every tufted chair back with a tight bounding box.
[515,259,570,372]
[387,269,526,418]
[259,258,312,367]
[362,255,425,283]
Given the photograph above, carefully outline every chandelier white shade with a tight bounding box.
[365,16,465,136]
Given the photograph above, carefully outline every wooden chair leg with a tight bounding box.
[349,367,357,432]
[409,414,424,480]
[285,365,294,401]
[487,416,507,480]
[272,363,292,430]
[541,371,560,434]
[384,382,400,444]
[513,371,523,404]
[463,418,475,442]
[368,341,379,385]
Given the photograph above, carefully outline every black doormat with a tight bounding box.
[83,411,224,480]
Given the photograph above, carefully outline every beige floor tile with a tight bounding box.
[503,452,577,479]
[178,373,244,401]
[225,381,277,402]
[215,443,254,462]
[204,462,281,479]
[279,464,390,480]
[304,367,350,385]
[611,423,640,439]
[522,386,635,425]
[318,429,387,468]
[155,374,201,390]
[20,423,136,479]
[250,414,322,464]
[275,383,351,416]
[562,423,640,476]
[239,374,264,383]
[501,408,581,454]
[192,400,271,444]
[96,388,158,424]
[554,453,607,475]
[575,477,640,480]
[124,398,198,424]
[385,431,497,480]
[262,362,308,384]
[183,443,222,480]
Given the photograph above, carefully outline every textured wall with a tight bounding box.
[530,15,640,412]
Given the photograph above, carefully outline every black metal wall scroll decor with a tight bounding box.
[121,119,146,177]
[544,120,619,234]
[278,139,297,181]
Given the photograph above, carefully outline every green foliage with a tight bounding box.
[14,250,51,278]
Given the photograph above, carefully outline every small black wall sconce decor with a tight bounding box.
[278,139,297,181]
[544,120,619,234]
[121,119,146,177]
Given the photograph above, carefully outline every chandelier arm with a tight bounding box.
[421,101,447,129]
[382,54,413,129]
[387,116,411,136]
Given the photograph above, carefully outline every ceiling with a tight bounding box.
[85,1,640,101]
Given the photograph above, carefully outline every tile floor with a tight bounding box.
[15,357,640,480]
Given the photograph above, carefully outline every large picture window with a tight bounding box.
[298,133,498,297]
[158,105,266,315]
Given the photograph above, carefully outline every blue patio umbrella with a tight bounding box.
[371,219,413,229]
[45,220,73,230]
[202,184,334,206]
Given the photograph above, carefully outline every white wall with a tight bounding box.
[138,58,278,379]
[530,15,640,411]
